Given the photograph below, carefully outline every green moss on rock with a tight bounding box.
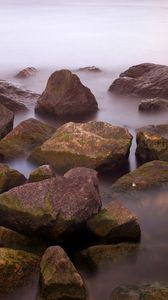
[0,163,26,193]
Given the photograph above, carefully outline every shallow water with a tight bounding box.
[0,0,168,299]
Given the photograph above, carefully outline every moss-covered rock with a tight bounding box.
[136,124,168,163]
[0,103,14,139]
[139,98,168,112]
[0,163,26,193]
[28,165,55,183]
[0,118,55,159]
[0,247,40,292]
[40,246,86,300]
[29,121,132,172]
[87,201,140,243]
[111,283,168,300]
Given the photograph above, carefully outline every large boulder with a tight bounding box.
[40,246,86,300]
[0,103,14,139]
[109,63,168,99]
[28,165,55,183]
[0,118,55,159]
[111,161,168,194]
[111,283,168,300]
[0,247,39,292]
[87,201,141,243]
[139,98,168,112]
[35,69,98,117]
[0,169,101,241]
[0,93,27,112]
[0,163,26,193]
[136,124,168,162]
[29,121,132,172]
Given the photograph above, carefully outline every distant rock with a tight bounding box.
[109,63,168,99]
[29,121,132,172]
[0,103,14,139]
[0,118,55,159]
[87,201,141,243]
[139,98,168,112]
[28,165,55,183]
[40,246,86,300]
[16,67,37,79]
[35,69,98,117]
[77,66,101,72]
[0,163,26,193]
[136,124,168,162]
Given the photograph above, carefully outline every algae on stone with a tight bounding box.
[0,163,26,193]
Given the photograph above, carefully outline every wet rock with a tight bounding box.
[28,165,55,183]
[77,66,101,72]
[111,283,168,300]
[111,161,168,194]
[0,93,27,112]
[0,118,55,159]
[109,63,168,99]
[87,201,141,243]
[16,67,37,79]
[0,80,39,109]
[35,69,98,117]
[40,246,86,300]
[0,103,14,139]
[139,98,168,112]
[29,121,132,172]
[136,124,168,162]
[0,163,26,193]
[0,171,101,241]
[0,247,39,292]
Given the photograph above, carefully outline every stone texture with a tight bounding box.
[0,103,14,139]
[0,163,26,193]
[0,118,55,159]
[28,165,55,183]
[139,98,168,112]
[40,246,86,300]
[29,121,132,172]
[35,69,98,116]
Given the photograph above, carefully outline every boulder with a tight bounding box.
[16,67,37,79]
[0,247,39,292]
[28,165,55,183]
[0,118,55,159]
[87,201,140,243]
[111,283,168,300]
[64,167,99,187]
[111,161,168,194]
[139,98,168,112]
[0,103,14,139]
[0,163,26,193]
[136,124,168,162]
[77,66,101,72]
[109,63,168,99]
[35,69,98,117]
[0,170,101,241]
[0,93,27,112]
[40,246,86,300]
[29,121,132,172]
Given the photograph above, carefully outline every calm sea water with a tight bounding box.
[0,1,168,299]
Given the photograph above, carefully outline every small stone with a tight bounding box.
[28,165,55,183]
[16,67,37,79]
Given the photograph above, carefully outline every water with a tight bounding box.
[0,0,168,299]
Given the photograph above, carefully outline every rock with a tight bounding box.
[77,66,101,72]
[28,165,55,183]
[64,167,99,187]
[139,98,168,112]
[0,103,14,139]
[0,93,27,112]
[136,124,168,162]
[111,283,168,300]
[0,163,26,193]
[111,161,168,194]
[40,246,86,300]
[0,247,39,292]
[16,67,37,79]
[78,243,138,269]
[0,118,55,159]
[0,226,45,254]
[0,80,39,109]
[87,201,141,243]
[35,69,98,117]
[0,171,101,241]
[29,121,132,172]
[109,63,168,99]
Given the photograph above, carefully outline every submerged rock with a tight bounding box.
[136,124,168,162]
[139,98,168,112]
[111,283,168,300]
[87,201,140,243]
[77,66,101,72]
[16,67,37,79]
[0,103,14,139]
[29,121,132,172]
[40,246,86,300]
[109,63,168,99]
[0,118,55,159]
[0,170,101,241]
[35,69,98,117]
[0,247,39,292]
[28,165,55,183]
[0,163,26,193]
